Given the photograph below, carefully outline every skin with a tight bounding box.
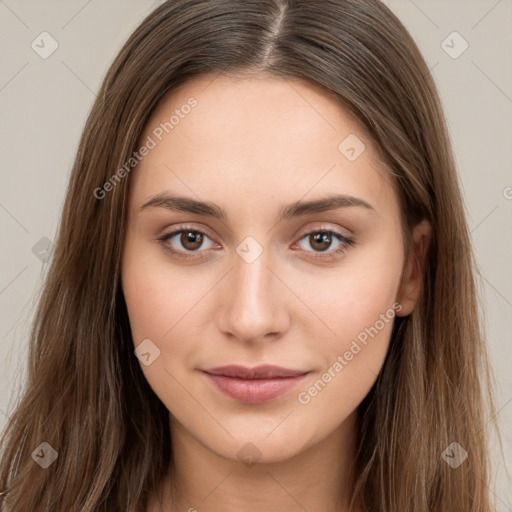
[121,72,431,512]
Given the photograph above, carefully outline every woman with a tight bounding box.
[0,0,502,510]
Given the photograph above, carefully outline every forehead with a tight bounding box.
[130,72,397,218]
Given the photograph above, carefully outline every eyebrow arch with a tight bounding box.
[139,193,375,221]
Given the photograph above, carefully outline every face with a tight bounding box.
[121,72,415,464]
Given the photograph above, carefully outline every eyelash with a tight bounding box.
[156,225,356,261]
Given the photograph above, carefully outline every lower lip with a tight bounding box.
[203,372,309,404]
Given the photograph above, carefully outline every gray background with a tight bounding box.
[0,0,511,508]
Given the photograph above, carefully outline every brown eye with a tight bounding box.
[157,227,218,260]
[180,231,204,251]
[309,232,333,252]
[295,229,356,260]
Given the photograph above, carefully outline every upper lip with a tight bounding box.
[203,365,309,379]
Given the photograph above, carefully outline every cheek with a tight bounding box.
[294,286,399,419]
[121,241,218,398]
[296,237,403,350]
[122,237,209,342]
[291,239,403,414]
[121,245,202,411]
[308,267,402,412]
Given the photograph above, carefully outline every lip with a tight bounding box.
[202,365,310,404]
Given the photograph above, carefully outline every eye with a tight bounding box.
[293,229,356,260]
[157,226,218,260]
[157,226,356,261]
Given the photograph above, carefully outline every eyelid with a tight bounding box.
[292,221,355,241]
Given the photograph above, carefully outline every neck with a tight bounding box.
[156,410,361,512]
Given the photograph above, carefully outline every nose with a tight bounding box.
[216,246,290,343]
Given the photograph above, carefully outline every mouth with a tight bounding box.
[201,364,310,404]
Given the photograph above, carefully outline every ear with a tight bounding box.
[396,219,432,317]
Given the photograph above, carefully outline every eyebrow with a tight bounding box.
[139,193,375,221]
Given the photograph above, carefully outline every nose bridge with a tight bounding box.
[217,240,288,341]
[235,248,272,305]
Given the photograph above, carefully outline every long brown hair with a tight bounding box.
[0,1,502,510]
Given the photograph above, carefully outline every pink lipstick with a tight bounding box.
[202,364,309,404]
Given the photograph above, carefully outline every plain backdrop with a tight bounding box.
[0,0,511,508]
